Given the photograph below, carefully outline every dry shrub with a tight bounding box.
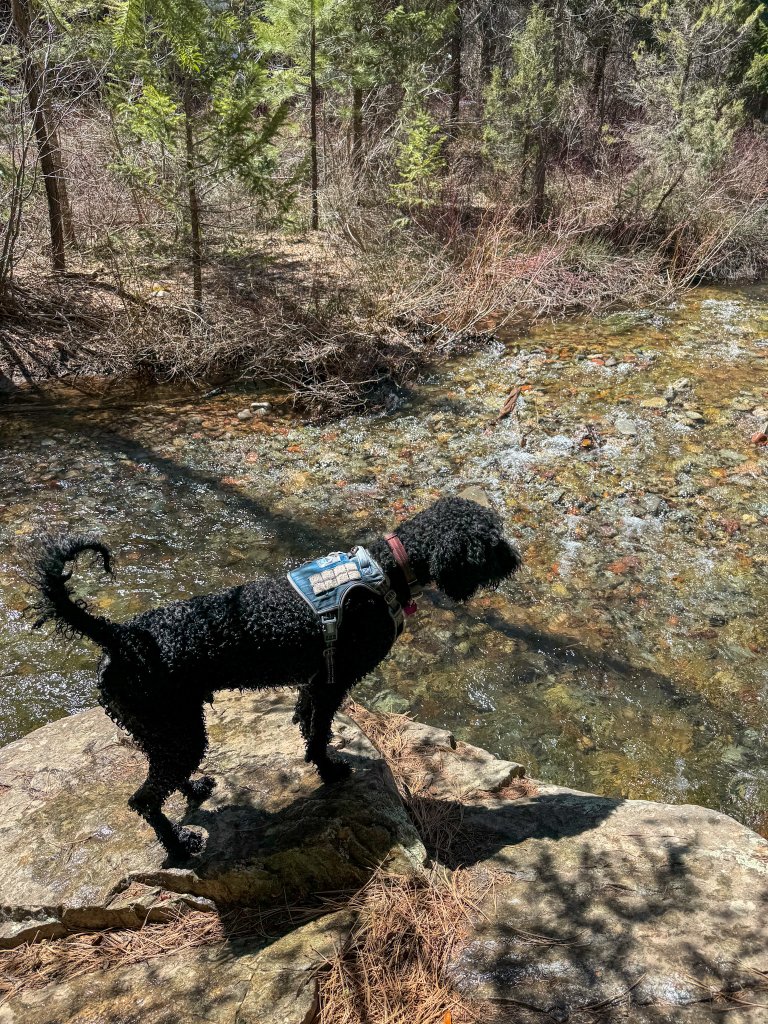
[318,868,482,1024]
[375,203,673,334]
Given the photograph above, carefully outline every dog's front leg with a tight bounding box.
[304,684,351,784]
[292,684,313,741]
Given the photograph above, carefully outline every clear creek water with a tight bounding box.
[1,284,767,834]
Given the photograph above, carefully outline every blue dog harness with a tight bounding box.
[287,546,405,684]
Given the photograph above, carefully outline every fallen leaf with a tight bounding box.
[498,386,522,419]
[607,556,640,575]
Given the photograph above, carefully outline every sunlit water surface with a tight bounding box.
[1,284,767,834]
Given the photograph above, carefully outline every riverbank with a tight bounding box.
[3,217,767,416]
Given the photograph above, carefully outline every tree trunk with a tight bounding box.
[591,39,609,107]
[10,0,70,271]
[309,5,320,230]
[351,84,364,171]
[449,0,463,132]
[182,84,203,313]
[479,18,495,94]
[532,131,547,222]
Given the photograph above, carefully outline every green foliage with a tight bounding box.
[116,84,181,145]
[109,0,289,196]
[629,0,754,212]
[483,5,566,167]
[3,0,766,301]
[111,0,210,70]
[391,101,445,210]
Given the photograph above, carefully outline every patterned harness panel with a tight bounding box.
[287,546,404,682]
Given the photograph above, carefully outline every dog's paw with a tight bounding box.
[184,776,216,804]
[170,826,206,859]
[319,758,352,785]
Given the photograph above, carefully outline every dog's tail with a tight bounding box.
[30,535,119,650]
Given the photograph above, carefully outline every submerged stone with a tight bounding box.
[615,417,638,436]
[640,397,668,409]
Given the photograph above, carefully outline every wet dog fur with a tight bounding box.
[30,497,521,860]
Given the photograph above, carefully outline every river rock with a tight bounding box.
[457,485,492,507]
[615,416,638,436]
[640,397,668,409]
[0,911,351,1024]
[0,692,425,949]
[396,721,525,800]
[444,781,768,1022]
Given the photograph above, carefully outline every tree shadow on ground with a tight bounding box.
[435,794,768,1022]
[8,407,339,558]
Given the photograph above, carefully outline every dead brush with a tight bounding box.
[0,903,322,1005]
[318,867,483,1024]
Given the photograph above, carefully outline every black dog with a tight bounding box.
[30,497,521,859]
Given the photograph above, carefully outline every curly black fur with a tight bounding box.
[30,497,521,860]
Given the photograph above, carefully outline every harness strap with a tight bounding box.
[287,545,407,685]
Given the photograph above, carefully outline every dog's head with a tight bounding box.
[404,497,522,603]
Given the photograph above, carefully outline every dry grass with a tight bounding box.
[318,868,484,1024]
[0,902,323,1005]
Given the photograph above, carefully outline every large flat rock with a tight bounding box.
[374,718,768,1022]
[451,787,768,1020]
[0,910,350,1024]
[0,692,425,948]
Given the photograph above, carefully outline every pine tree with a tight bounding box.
[9,0,74,272]
[110,0,289,308]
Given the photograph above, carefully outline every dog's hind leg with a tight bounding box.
[128,708,211,859]
[304,684,351,784]
[129,769,202,859]
[181,775,215,805]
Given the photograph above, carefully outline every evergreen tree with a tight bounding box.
[111,0,289,307]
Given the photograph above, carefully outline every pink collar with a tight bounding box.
[384,533,420,615]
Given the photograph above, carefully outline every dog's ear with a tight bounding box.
[428,528,520,602]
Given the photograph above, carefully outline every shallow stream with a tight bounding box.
[1,284,767,833]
